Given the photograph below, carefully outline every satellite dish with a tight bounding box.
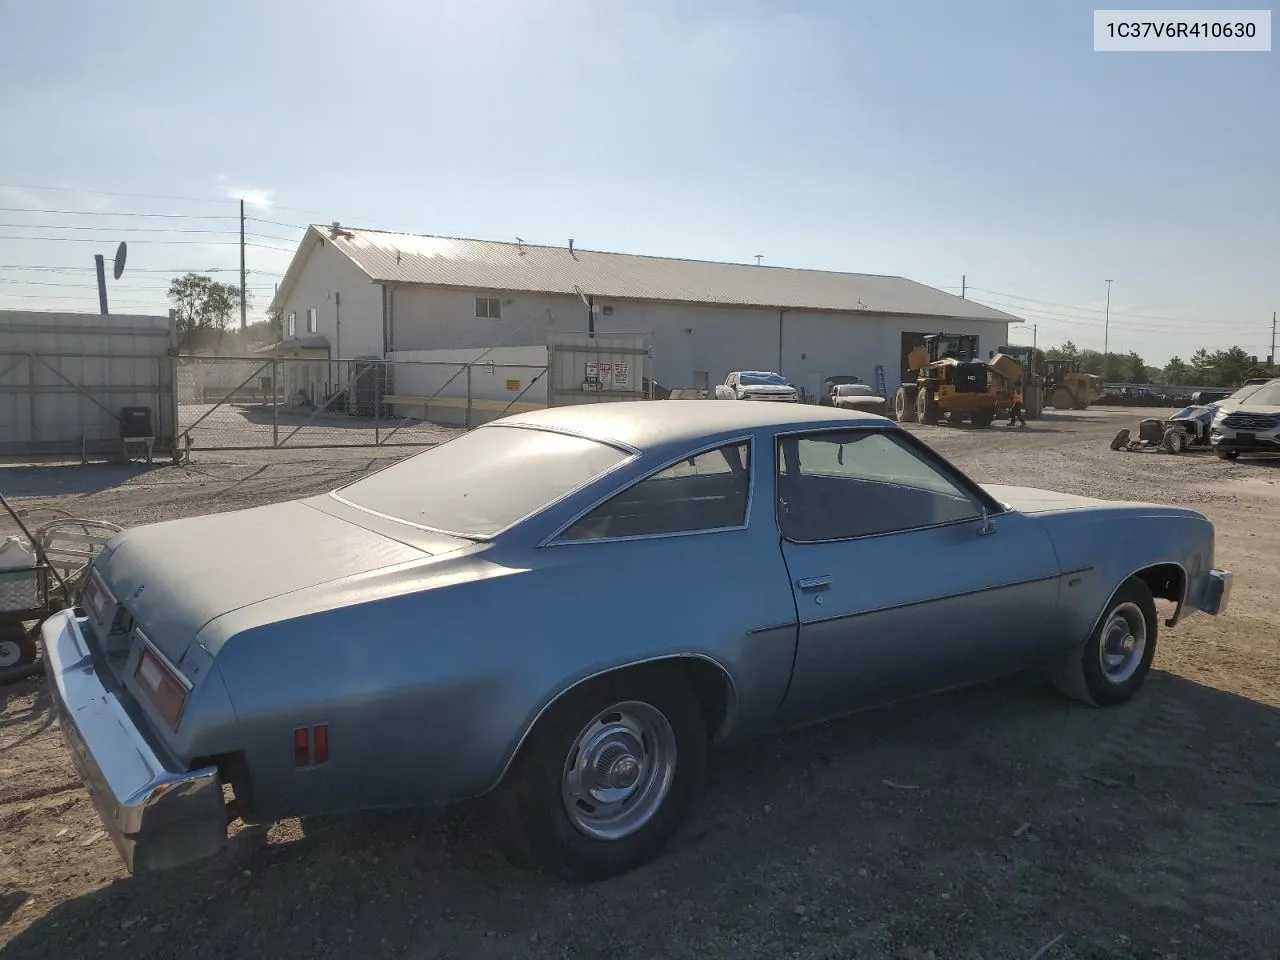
[113,241,127,280]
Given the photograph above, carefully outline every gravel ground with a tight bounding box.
[1,407,1278,960]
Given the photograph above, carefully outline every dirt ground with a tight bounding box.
[1,407,1277,960]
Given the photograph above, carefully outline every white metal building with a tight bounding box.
[268,225,1021,399]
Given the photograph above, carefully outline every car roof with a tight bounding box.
[492,400,886,451]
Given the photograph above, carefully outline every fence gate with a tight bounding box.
[547,331,653,406]
[0,311,177,457]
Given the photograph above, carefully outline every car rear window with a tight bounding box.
[335,426,631,537]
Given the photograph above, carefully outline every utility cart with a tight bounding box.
[0,506,122,674]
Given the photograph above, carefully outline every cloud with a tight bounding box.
[0,186,45,209]
[223,184,274,208]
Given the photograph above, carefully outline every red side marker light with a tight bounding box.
[294,727,310,766]
[314,724,329,764]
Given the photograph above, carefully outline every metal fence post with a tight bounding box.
[465,363,473,429]
[374,360,381,446]
[28,355,38,448]
[272,358,280,447]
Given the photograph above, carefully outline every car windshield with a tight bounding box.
[1238,382,1280,406]
[740,372,790,386]
[335,426,631,537]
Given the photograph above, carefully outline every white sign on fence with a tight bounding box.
[597,362,613,387]
[613,361,630,388]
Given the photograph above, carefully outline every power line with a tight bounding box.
[0,181,334,217]
[0,206,237,220]
[967,285,1229,327]
[0,222,245,235]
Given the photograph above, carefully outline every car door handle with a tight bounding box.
[796,576,831,592]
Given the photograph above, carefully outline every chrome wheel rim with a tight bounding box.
[1099,601,1147,684]
[561,700,677,841]
[0,640,20,668]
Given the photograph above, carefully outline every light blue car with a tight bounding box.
[43,401,1232,880]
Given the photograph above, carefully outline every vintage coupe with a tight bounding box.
[43,402,1232,880]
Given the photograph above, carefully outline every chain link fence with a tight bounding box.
[175,355,549,456]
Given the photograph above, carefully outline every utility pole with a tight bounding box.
[1103,279,1113,357]
[961,275,966,298]
[1271,311,1276,366]
[239,198,247,331]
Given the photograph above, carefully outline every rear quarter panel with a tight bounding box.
[199,511,798,821]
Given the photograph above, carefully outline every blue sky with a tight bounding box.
[1,0,1275,365]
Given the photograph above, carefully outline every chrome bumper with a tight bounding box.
[1199,569,1233,616]
[41,610,228,873]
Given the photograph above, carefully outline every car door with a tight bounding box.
[774,427,1062,726]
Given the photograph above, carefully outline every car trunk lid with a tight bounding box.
[96,500,454,668]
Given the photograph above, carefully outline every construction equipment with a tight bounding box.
[894,334,1022,428]
[1044,359,1105,410]
[994,344,1046,420]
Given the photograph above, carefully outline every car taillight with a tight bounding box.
[294,727,310,766]
[134,642,189,731]
[314,724,329,764]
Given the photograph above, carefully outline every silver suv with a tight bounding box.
[1210,378,1280,460]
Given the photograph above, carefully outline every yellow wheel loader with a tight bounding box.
[1044,359,1106,410]
[894,334,1023,428]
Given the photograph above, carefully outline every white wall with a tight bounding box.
[279,238,384,359]
[389,346,548,406]
[386,284,1008,397]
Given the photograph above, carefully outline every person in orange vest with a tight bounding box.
[1008,379,1027,428]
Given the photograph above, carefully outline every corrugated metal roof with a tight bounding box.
[275,226,1020,324]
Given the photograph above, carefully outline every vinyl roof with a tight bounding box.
[271,225,1021,324]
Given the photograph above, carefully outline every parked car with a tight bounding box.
[44,402,1232,881]
[830,383,890,417]
[818,375,864,407]
[1209,378,1280,460]
[723,370,798,401]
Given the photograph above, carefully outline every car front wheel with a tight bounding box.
[1052,578,1158,707]
[502,666,707,880]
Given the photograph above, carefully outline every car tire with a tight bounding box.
[1052,578,1158,708]
[501,666,707,881]
[1215,447,1239,461]
[1162,427,1187,454]
[1109,428,1131,451]
[0,624,38,670]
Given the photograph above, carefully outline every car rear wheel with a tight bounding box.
[1051,578,1157,707]
[0,624,37,670]
[501,666,707,881]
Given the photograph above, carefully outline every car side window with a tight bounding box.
[559,442,751,541]
[776,431,981,542]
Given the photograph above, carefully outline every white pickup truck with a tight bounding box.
[719,370,799,402]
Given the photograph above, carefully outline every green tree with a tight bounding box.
[1163,356,1191,384]
[168,273,251,351]
[1079,349,1105,376]
[1045,340,1079,361]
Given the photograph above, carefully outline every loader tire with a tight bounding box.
[894,386,917,423]
[917,382,941,425]
[1051,387,1074,410]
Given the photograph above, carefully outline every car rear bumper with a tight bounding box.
[41,609,228,873]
